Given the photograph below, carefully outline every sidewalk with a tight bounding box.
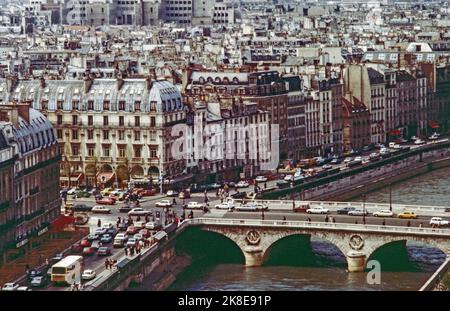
[0,227,88,286]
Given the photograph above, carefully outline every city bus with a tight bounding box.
[51,255,83,286]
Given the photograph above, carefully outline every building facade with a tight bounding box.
[0,76,186,189]
[0,102,61,255]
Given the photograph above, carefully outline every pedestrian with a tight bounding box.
[105,259,109,270]
[325,215,329,223]
[173,197,177,205]
[355,220,358,224]
[332,218,336,223]
[407,221,411,227]
[45,258,49,267]
[419,222,423,228]
[382,220,386,226]
[264,182,267,189]
[283,216,286,221]
[124,247,128,256]
[97,218,101,227]
[307,218,311,222]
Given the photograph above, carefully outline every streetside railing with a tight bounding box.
[230,199,450,215]
[183,217,450,237]
[419,258,450,291]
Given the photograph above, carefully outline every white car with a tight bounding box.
[187,202,205,209]
[344,157,353,163]
[236,203,268,212]
[166,190,179,197]
[284,175,294,182]
[429,217,449,227]
[2,283,19,291]
[134,221,145,229]
[92,206,111,214]
[236,181,249,188]
[414,139,426,145]
[429,133,440,140]
[82,269,96,281]
[348,209,369,216]
[145,222,160,230]
[67,187,77,195]
[255,176,268,183]
[354,156,362,162]
[16,286,32,291]
[155,200,172,208]
[215,202,235,210]
[306,206,329,214]
[128,208,151,216]
[380,148,390,155]
[373,210,394,217]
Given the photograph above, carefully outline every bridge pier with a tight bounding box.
[243,246,264,267]
[346,252,367,273]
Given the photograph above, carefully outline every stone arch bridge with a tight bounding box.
[183,218,450,272]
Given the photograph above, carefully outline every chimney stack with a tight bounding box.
[39,75,46,88]
[17,101,31,124]
[117,73,124,91]
[6,74,18,92]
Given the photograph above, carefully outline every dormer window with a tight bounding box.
[72,100,79,110]
[119,101,125,111]
[134,101,141,112]
[88,100,94,110]
[57,100,63,110]
[103,100,110,110]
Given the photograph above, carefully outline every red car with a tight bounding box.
[82,247,96,256]
[80,239,91,247]
[140,189,157,197]
[126,226,137,235]
[71,242,83,253]
[139,229,150,238]
[293,204,309,213]
[96,198,115,205]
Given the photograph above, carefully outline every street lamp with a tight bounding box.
[389,182,393,212]
[362,193,366,225]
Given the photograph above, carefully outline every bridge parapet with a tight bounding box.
[231,199,450,216]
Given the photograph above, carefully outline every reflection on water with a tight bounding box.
[167,167,450,291]
[170,264,431,291]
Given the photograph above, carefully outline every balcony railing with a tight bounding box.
[29,187,40,196]
[100,157,112,162]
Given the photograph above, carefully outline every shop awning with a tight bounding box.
[390,129,402,136]
[49,215,75,232]
[97,172,116,184]
[60,173,84,182]
[429,121,440,129]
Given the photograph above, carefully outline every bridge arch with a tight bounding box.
[262,232,347,267]
[175,227,246,265]
[366,237,448,271]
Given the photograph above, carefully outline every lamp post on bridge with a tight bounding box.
[389,182,393,212]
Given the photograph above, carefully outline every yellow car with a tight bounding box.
[64,202,74,209]
[101,187,113,196]
[398,211,417,219]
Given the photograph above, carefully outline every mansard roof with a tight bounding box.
[0,78,183,114]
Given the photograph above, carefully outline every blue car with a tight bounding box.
[100,234,113,244]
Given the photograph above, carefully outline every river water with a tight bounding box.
[166,167,450,291]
